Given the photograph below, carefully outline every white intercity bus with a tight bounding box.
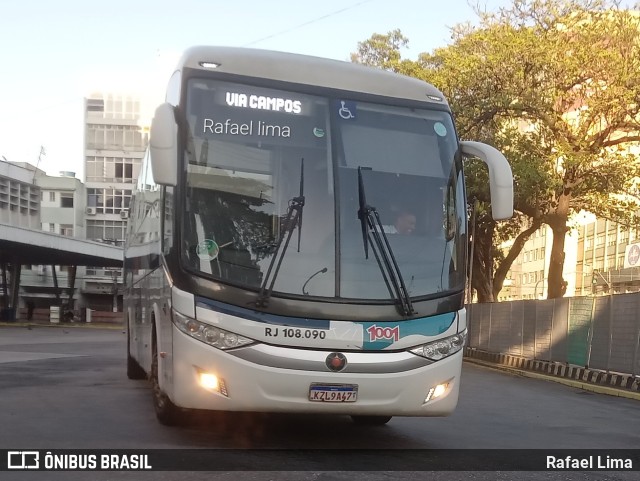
[124,46,513,426]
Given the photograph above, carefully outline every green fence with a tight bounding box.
[466,293,640,376]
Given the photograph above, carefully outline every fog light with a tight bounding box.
[199,372,219,390]
[433,383,447,398]
[197,370,229,397]
[424,382,450,403]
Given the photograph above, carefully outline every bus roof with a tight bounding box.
[176,46,448,107]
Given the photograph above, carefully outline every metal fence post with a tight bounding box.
[487,303,493,352]
[586,295,596,369]
[633,294,640,377]
[607,295,613,373]
[523,302,539,359]
[550,298,555,362]
[521,300,525,357]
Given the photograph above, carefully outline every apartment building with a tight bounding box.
[575,219,640,296]
[83,92,147,310]
[20,171,87,309]
[498,225,579,301]
[0,159,41,229]
[498,216,640,301]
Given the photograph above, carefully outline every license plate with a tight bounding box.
[309,383,358,402]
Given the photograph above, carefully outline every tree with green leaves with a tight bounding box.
[353,0,640,300]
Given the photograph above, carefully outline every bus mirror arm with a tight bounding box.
[460,141,514,221]
[149,103,178,186]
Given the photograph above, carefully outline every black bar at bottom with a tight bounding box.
[1,449,638,471]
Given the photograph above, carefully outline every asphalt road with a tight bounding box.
[0,325,638,481]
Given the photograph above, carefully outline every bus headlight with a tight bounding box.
[409,330,467,361]
[173,310,255,350]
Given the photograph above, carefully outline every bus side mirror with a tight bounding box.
[460,141,513,220]
[149,103,178,186]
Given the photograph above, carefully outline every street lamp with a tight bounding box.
[534,278,546,298]
[592,269,611,295]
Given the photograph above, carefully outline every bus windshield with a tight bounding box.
[182,78,465,302]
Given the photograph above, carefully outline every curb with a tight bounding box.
[464,348,640,401]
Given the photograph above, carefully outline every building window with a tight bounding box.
[49,192,55,202]
[86,219,127,244]
[87,188,132,214]
[60,193,74,208]
[86,98,105,112]
[49,223,55,233]
[585,236,593,249]
[115,162,133,181]
[60,224,74,237]
[86,155,141,183]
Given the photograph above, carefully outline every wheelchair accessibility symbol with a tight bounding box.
[338,100,356,120]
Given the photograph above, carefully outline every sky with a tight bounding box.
[0,0,545,179]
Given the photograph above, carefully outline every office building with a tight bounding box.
[83,92,148,310]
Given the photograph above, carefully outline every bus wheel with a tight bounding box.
[350,415,392,426]
[126,326,147,380]
[151,340,181,426]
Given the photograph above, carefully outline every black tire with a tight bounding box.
[350,415,392,426]
[151,331,182,426]
[126,325,147,380]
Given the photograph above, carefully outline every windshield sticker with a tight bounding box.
[337,100,357,120]
[225,92,302,114]
[196,239,220,261]
[433,122,447,137]
[313,127,325,138]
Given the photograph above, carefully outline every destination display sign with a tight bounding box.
[188,79,326,148]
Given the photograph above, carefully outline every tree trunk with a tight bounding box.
[547,226,568,298]
[546,193,571,299]
[473,253,495,302]
[471,220,495,303]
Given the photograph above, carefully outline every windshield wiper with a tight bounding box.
[357,166,415,317]
[256,158,305,308]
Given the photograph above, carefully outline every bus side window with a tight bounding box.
[163,186,174,255]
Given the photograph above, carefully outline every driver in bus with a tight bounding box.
[383,209,417,235]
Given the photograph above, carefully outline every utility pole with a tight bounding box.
[32,146,46,183]
[111,270,118,313]
[534,278,546,298]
